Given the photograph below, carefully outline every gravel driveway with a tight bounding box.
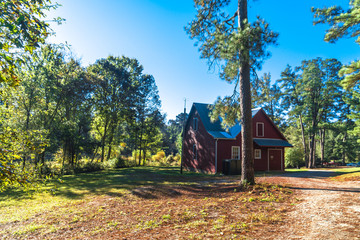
[258,170,360,240]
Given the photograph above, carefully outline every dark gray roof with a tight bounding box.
[253,138,293,147]
[193,103,261,139]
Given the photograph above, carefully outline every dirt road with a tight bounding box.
[259,170,360,240]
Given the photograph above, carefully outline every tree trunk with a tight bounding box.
[100,122,108,162]
[319,129,325,166]
[107,133,114,161]
[238,0,254,185]
[299,115,308,167]
[308,119,316,168]
[91,146,99,162]
[308,134,315,168]
[342,132,347,165]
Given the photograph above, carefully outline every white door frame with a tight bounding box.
[267,148,283,171]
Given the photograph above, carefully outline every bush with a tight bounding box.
[285,147,304,168]
[74,161,104,174]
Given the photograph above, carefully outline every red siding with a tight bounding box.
[216,134,241,173]
[254,147,268,171]
[252,110,284,139]
[184,106,288,174]
[183,109,216,173]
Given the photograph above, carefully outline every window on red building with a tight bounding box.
[256,122,264,137]
[193,144,197,160]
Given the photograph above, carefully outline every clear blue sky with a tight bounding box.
[47,0,358,121]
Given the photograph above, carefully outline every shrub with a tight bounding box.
[74,161,104,174]
[285,147,304,168]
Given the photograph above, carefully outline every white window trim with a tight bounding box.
[255,149,261,159]
[193,118,198,131]
[256,122,264,137]
[231,146,240,160]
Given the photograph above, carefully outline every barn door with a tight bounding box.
[268,149,282,171]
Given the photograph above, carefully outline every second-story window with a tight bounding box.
[256,122,264,137]
[193,144,197,160]
[193,118,198,131]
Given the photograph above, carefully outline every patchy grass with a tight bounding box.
[331,171,360,182]
[285,168,309,172]
[328,167,360,173]
[0,166,295,239]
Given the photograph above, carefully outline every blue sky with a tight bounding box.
[47,0,357,121]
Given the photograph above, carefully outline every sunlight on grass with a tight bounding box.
[329,167,360,173]
[285,168,308,172]
[0,166,216,225]
[331,171,360,181]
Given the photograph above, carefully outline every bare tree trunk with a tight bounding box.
[100,123,108,162]
[107,133,114,161]
[319,129,325,166]
[308,119,316,168]
[342,132,347,165]
[238,0,254,185]
[299,115,308,167]
[91,146,99,162]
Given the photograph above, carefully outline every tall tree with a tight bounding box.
[279,58,343,168]
[88,56,135,162]
[186,0,278,184]
[133,74,163,165]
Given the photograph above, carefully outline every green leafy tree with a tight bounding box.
[0,0,61,86]
[279,58,343,168]
[252,73,284,129]
[186,0,278,184]
[162,113,188,155]
[57,59,94,168]
[132,74,163,165]
[313,0,360,89]
[88,56,135,162]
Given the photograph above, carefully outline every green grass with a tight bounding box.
[326,167,360,173]
[0,166,226,224]
[285,168,309,172]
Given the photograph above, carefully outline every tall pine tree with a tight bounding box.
[186,0,278,184]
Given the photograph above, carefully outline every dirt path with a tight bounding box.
[259,170,360,240]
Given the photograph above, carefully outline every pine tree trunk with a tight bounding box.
[308,119,316,168]
[299,115,308,167]
[238,0,254,185]
[320,129,325,166]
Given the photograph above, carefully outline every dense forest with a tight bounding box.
[1,0,360,191]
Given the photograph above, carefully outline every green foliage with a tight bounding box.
[279,58,345,168]
[313,0,360,89]
[74,161,104,174]
[186,0,278,128]
[285,147,304,168]
[252,73,284,129]
[0,0,61,86]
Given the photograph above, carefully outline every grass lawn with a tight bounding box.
[328,167,360,181]
[0,166,295,239]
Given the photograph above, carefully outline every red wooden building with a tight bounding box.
[183,103,292,174]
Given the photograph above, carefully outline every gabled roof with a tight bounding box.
[190,103,260,139]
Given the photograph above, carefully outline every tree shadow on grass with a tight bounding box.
[0,166,238,201]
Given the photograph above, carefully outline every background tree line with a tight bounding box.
[0,44,186,190]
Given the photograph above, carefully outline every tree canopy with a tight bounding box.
[0,0,60,86]
[313,0,360,89]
